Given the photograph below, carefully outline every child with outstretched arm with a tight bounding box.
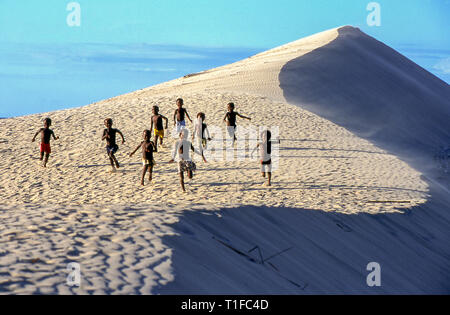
[150,105,168,150]
[223,102,251,144]
[169,129,206,192]
[129,130,157,186]
[102,118,125,172]
[32,118,59,167]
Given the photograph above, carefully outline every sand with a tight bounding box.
[0,91,429,212]
[0,26,448,294]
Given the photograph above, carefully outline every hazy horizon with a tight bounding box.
[0,39,448,118]
[1,0,448,117]
[0,43,261,117]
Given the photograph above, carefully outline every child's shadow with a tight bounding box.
[77,164,116,168]
[76,162,142,169]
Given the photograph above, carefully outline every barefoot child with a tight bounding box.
[173,98,192,135]
[252,130,273,186]
[102,118,125,171]
[32,118,59,167]
[169,129,206,192]
[223,102,251,144]
[129,130,157,186]
[192,112,212,154]
[150,105,168,150]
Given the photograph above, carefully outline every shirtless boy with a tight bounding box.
[102,118,125,172]
[129,130,157,186]
[150,105,168,149]
[173,98,192,135]
[223,102,251,144]
[32,118,59,167]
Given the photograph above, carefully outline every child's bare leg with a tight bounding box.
[148,166,153,182]
[261,172,266,177]
[179,172,186,192]
[108,155,115,168]
[187,170,193,179]
[40,152,44,161]
[152,135,158,151]
[43,153,50,167]
[141,165,148,185]
[111,154,120,168]
[267,172,272,186]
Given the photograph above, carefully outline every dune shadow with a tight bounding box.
[278,27,450,160]
[156,183,450,294]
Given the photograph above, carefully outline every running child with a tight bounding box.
[102,118,125,172]
[169,129,206,192]
[192,112,212,154]
[129,130,157,186]
[173,98,192,135]
[223,102,251,144]
[32,117,59,167]
[150,105,168,149]
[252,129,273,186]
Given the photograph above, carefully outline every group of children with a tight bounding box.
[32,98,275,191]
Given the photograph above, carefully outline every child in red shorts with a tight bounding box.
[32,118,59,167]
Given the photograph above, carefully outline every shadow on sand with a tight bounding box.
[156,184,450,294]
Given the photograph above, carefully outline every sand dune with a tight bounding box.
[0,26,449,294]
[280,26,450,165]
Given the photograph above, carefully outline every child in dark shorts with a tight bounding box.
[223,102,251,145]
[102,118,125,172]
[130,130,157,186]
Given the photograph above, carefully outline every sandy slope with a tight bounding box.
[0,92,427,212]
[0,26,449,294]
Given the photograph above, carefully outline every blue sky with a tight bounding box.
[1,0,449,47]
[0,0,449,117]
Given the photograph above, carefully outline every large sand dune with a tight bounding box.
[0,26,449,294]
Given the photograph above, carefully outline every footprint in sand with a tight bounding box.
[333,219,353,232]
